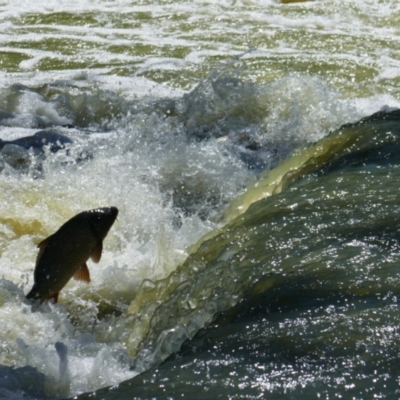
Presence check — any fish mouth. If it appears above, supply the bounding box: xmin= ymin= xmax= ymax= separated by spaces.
xmin=106 ymin=206 xmax=119 ymax=222
xmin=109 ymin=206 xmax=118 ymax=218
xmin=95 ymin=206 xmax=118 ymax=217
xmin=88 ymin=206 xmax=119 ymax=221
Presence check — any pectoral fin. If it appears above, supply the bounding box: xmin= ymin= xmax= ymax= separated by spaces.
xmin=90 ymin=241 xmax=103 ymax=263
xmin=73 ymin=263 xmax=91 ymax=283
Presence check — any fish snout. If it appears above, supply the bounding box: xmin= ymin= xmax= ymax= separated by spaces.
xmin=108 ymin=206 xmax=118 ymax=219
xmin=98 ymin=206 xmax=118 ymax=223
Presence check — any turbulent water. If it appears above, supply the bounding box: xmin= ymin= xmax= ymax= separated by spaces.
xmin=1 ymin=0 xmax=400 ymax=399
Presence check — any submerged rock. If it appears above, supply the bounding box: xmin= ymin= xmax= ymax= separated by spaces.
xmin=0 ymin=130 xmax=73 ymax=169
xmin=0 ymin=130 xmax=72 ymax=153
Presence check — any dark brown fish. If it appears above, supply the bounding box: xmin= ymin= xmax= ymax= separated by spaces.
xmin=26 ymin=207 xmax=118 ymax=304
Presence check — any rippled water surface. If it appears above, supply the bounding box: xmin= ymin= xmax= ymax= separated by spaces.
xmin=1 ymin=0 xmax=400 ymax=399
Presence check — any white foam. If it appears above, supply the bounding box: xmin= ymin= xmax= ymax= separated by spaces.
xmin=353 ymin=95 xmax=400 ymax=118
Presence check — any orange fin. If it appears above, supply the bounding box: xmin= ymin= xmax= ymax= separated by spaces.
xmin=73 ymin=263 xmax=91 ymax=283
xmin=46 ymin=292 xmax=59 ymax=304
xmin=90 ymin=241 xmax=103 ymax=263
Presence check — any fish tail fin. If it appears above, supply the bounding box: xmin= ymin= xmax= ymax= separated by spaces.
xmin=46 ymin=292 xmax=59 ymax=304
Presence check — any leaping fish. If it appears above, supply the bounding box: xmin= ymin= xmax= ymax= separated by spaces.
xmin=26 ymin=207 xmax=118 ymax=304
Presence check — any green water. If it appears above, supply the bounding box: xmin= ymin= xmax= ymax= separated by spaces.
xmin=2 ymin=1 xmax=400 ymax=97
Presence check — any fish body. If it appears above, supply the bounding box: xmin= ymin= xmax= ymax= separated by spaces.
xmin=26 ymin=207 xmax=118 ymax=304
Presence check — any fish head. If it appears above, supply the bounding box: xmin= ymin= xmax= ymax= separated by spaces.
xmin=86 ymin=206 xmax=119 ymax=240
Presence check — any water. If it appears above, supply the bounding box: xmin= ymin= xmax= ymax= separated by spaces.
xmin=1 ymin=0 xmax=400 ymax=398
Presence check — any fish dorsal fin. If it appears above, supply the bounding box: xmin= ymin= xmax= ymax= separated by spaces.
xmin=73 ymin=263 xmax=91 ymax=283
xmin=35 ymin=234 xmax=55 ymax=278
xmin=90 ymin=241 xmax=102 ymax=263
xmin=37 ymin=234 xmax=54 ymax=249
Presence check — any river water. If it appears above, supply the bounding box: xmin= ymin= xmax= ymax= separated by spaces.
xmin=1 ymin=0 xmax=400 ymax=399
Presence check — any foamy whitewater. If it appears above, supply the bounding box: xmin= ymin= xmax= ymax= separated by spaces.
xmin=1 ymin=0 xmax=400 ymax=399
